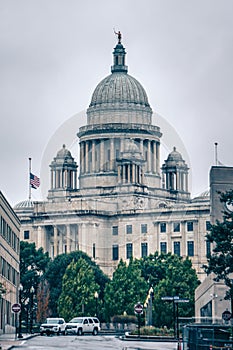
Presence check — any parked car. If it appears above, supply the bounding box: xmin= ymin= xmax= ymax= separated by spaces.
xmin=40 ymin=318 xmax=66 ymax=336
xmin=65 ymin=316 xmax=100 ymax=335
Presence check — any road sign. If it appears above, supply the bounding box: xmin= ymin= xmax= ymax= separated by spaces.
xmin=161 ymin=296 xmax=180 ymax=301
xmin=134 ymin=303 xmax=143 ymax=314
xmin=12 ymin=303 xmax=21 ymax=313
xmin=222 ymin=310 xmax=232 ymax=321
xmin=174 ymin=298 xmax=189 ymax=303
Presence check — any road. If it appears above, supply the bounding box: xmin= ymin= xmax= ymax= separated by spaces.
xmin=13 ymin=335 xmax=178 ymax=350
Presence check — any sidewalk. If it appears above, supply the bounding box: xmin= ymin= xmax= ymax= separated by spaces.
xmin=0 ymin=333 xmax=36 ymax=350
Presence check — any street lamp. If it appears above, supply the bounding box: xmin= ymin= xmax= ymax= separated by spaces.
xmin=144 ymin=286 xmax=154 ymax=326
xmin=94 ymin=291 xmax=99 ymax=317
xmin=29 ymin=286 xmax=35 ymax=333
xmin=18 ymin=284 xmax=23 ymax=338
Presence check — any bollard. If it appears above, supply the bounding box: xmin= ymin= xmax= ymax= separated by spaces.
xmin=209 ymin=346 xmax=212 ymax=350
xmin=177 ymin=339 xmax=181 ymax=350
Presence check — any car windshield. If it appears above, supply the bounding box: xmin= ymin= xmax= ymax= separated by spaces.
xmin=46 ymin=319 xmax=60 ymax=324
xmin=69 ymin=318 xmax=83 ymax=323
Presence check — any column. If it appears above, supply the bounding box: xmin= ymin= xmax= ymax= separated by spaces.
xmin=117 ymin=165 xmax=121 ymax=183
xmin=156 ymin=142 xmax=160 ymax=174
xmin=100 ymin=140 xmax=104 ymax=171
xmin=132 ymin=164 xmax=135 ymax=183
xmin=185 ymin=173 xmax=189 ymax=192
xmin=140 ymin=139 xmax=144 ymax=155
xmin=37 ymin=226 xmax=47 ymax=252
xmin=74 ymin=171 xmax=77 ymax=189
xmin=152 ymin=142 xmax=156 ymax=173
xmin=120 ymin=138 xmax=124 ymax=153
xmin=54 ymin=226 xmax=58 ymax=257
xmin=92 ymin=140 xmax=96 ymax=173
xmin=55 ymin=169 xmax=59 ymax=188
xmin=127 ymin=165 xmax=131 ymax=183
xmin=85 ymin=142 xmax=89 ymax=173
xmin=122 ymin=165 xmax=126 ymax=183
xmin=147 ymin=141 xmax=151 ymax=173
xmin=50 ymin=170 xmax=54 ymax=189
xmin=80 ymin=142 xmax=85 ymax=174
xmin=67 ymin=225 xmax=71 ymax=253
xmin=37 ymin=226 xmax=42 ymax=249
xmin=110 ymin=138 xmax=114 ymax=171
xmin=176 ymin=172 xmax=180 ymax=191
xmin=58 ymin=228 xmax=63 ymax=254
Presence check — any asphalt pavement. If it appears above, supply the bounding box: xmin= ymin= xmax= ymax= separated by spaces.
xmin=0 ymin=333 xmax=36 ymax=350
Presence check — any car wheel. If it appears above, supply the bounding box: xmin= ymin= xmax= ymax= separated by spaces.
xmin=92 ymin=328 xmax=98 ymax=336
xmin=77 ymin=328 xmax=83 ymax=336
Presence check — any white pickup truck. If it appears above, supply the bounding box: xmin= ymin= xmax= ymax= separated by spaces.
xmin=40 ymin=318 xmax=66 ymax=335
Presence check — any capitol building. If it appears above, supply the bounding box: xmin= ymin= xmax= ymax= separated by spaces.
xmin=15 ymin=36 xmax=210 ymax=279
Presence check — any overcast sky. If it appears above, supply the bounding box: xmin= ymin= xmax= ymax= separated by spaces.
xmin=1 ymin=0 xmax=233 ymax=206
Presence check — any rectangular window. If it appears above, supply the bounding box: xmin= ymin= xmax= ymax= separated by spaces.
xmin=160 ymin=242 xmax=167 ymax=254
xmin=174 ymin=241 xmax=180 ymax=256
xmin=141 ymin=243 xmax=148 ymax=258
xmin=160 ymin=223 xmax=166 ymax=233
xmin=112 ymin=226 xmax=118 ymax=235
xmin=126 ymin=225 xmax=132 ymax=234
xmin=206 ymin=240 xmax=211 ymax=258
xmin=187 ymin=241 xmax=194 ymax=257
xmin=24 ymin=231 xmax=29 ymax=240
xmin=93 ymin=243 xmax=96 ymax=259
xmin=173 ymin=223 xmax=180 ymax=232
xmin=141 ymin=224 xmax=147 ymax=234
xmin=206 ymin=221 xmax=211 ymax=231
xmin=126 ymin=243 xmax=133 ymax=259
xmin=112 ymin=245 xmax=119 ymax=261
xmin=187 ymin=222 xmax=193 ymax=232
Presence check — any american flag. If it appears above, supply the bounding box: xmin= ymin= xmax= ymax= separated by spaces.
xmin=30 ymin=173 xmax=40 ymax=189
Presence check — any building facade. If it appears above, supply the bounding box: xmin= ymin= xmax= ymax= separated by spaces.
xmin=0 ymin=191 xmax=20 ymax=334
xmin=15 ymin=37 xmax=210 ymax=280
xmin=195 ymin=166 xmax=233 ymax=322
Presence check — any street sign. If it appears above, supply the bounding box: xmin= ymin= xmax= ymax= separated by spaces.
xmin=12 ymin=303 xmax=21 ymax=313
xmin=134 ymin=303 xmax=143 ymax=314
xmin=174 ymin=298 xmax=189 ymax=303
xmin=161 ymin=296 xmax=180 ymax=301
xmin=222 ymin=310 xmax=232 ymax=321
xmin=161 ymin=296 xmax=174 ymax=301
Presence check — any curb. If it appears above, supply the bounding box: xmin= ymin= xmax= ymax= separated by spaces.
xmin=119 ymin=332 xmax=178 ymax=342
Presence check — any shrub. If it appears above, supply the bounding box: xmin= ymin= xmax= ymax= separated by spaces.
xmin=111 ymin=315 xmax=137 ymax=324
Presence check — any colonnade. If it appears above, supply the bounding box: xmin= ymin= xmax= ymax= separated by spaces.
xmin=164 ymin=170 xmax=189 ymax=192
xmin=50 ymin=168 xmax=77 ymax=190
xmin=36 ymin=224 xmax=78 ymax=258
xmin=117 ymin=163 xmax=143 ymax=184
xmin=80 ymin=138 xmax=160 ymax=175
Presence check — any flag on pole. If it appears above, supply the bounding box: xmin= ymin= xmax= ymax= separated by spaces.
xmin=30 ymin=173 xmax=40 ymax=189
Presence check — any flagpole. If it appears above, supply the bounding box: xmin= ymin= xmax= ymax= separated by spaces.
xmin=29 ymin=157 xmax=32 ymax=201
xmin=214 ymin=142 xmax=218 ymax=166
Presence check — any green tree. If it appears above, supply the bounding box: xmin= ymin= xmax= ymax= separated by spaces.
xmin=204 ymin=190 xmax=233 ymax=311
xmin=20 ymin=241 xmax=50 ymax=328
xmin=58 ymin=258 xmax=99 ymax=320
xmin=45 ymin=251 xmax=109 ymax=317
xmin=20 ymin=241 xmax=50 ymax=294
xmin=152 ymin=254 xmax=199 ymax=328
xmin=104 ymin=259 xmax=148 ymax=320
